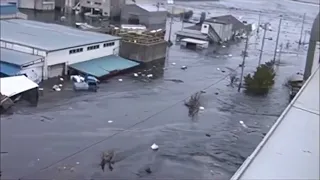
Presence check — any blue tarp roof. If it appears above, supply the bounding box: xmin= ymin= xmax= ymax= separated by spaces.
xmin=0 ymin=61 xmax=21 ymax=76
xmin=69 ymin=55 xmax=140 ymax=78
xmin=0 ymin=48 xmax=43 ymax=66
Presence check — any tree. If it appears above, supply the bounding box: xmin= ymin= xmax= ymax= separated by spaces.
xmin=244 ymin=61 xmax=276 ymax=95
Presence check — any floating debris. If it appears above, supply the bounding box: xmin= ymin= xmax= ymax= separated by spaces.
xmin=76 ymin=162 xmax=80 ymax=165
xmin=55 ymin=88 xmax=61 ymax=92
xmin=205 ymin=133 xmax=211 ymax=137
xmin=185 ymin=92 xmax=201 ymax=117
xmin=100 ymin=150 xmax=115 ymax=172
xmin=215 ymin=92 xmax=219 ymax=95
xmin=221 ymin=70 xmax=226 ymax=73
xmin=145 ymin=167 xmax=152 ymax=174
xmin=171 ymin=62 xmax=176 ymax=65
xmin=108 ymin=120 xmax=113 ymax=123
xmin=37 ymin=158 xmax=40 ymax=161
xmin=181 ymin=66 xmax=187 ymax=70
xmin=70 ymin=167 xmax=75 ymax=172
xmin=147 ymin=74 xmax=153 ymax=78
xmin=228 ymin=54 xmax=233 ymax=57
xmin=200 ymin=90 xmax=206 ymax=93
xmin=164 ymin=79 xmax=184 ymax=83
xmin=38 ymin=88 xmax=44 ymax=91
xmin=217 ymin=68 xmax=220 ymax=71
xmin=239 ymin=121 xmax=248 ymax=128
xmin=63 ymin=166 xmax=67 ymax=170
xmin=118 ymin=79 xmax=123 ymax=82
xmin=150 ymin=143 xmax=159 ymax=150
xmin=58 ymin=84 xmax=63 ymax=87
xmin=133 ymin=73 xmax=139 ymax=77
xmin=222 ymin=45 xmax=226 ymax=48
xmin=60 ymin=77 xmax=64 ymax=81
xmin=199 ymin=106 xmax=205 ymax=110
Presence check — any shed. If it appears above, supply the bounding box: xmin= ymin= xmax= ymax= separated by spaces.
xmin=0 ymin=48 xmax=44 ymax=83
xmin=121 ymin=4 xmax=167 ymax=30
xmin=0 ymin=75 xmax=39 ymax=106
xmin=68 ymin=55 xmax=140 ymax=78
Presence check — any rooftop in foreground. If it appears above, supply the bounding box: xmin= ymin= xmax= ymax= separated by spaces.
xmin=0 ymin=19 xmax=120 ymax=52
xmin=231 ymin=66 xmax=320 ymax=180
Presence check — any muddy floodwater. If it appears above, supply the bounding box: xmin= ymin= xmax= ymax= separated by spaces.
xmin=1 ymin=0 xmax=319 ymax=179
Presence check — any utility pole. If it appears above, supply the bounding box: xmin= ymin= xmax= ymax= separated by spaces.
xmin=181 ymin=8 xmax=185 ymax=31
xmin=278 ymin=43 xmax=283 ymax=65
xmin=238 ymin=36 xmax=249 ymax=92
xmin=168 ymin=6 xmax=174 ymax=45
xmin=298 ymin=13 xmax=306 ymax=45
xmin=273 ymin=17 xmax=282 ymax=64
xmin=258 ymin=23 xmax=268 ymax=66
xmin=257 ymin=12 xmax=261 ymax=34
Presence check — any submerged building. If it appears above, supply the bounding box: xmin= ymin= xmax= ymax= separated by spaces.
xmin=121 ymin=3 xmax=167 ymax=30
xmin=0 ymin=19 xmax=139 ymax=81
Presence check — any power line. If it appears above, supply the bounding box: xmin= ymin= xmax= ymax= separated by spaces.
xmin=20 ymin=64 xmax=238 ymax=179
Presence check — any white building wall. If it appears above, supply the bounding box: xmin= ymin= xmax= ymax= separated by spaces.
xmin=311 ymin=41 xmax=320 ymax=74
xmin=45 ymin=40 xmax=120 ymax=78
xmin=46 ymin=40 xmax=119 ymax=66
xmin=18 ymin=0 xmax=36 ymax=9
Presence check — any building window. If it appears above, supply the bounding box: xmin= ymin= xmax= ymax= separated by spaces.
xmin=69 ymin=48 xmax=83 ymax=54
xmin=87 ymin=45 xmax=100 ymax=51
xmin=103 ymin=42 xmax=115 ymax=47
xmin=94 ymin=2 xmax=102 ymax=5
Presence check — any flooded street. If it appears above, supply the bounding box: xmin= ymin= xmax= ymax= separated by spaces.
xmin=1 ymin=0 xmax=319 ymax=179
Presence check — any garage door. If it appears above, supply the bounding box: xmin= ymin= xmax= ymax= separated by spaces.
xmin=48 ymin=63 xmax=65 ymax=78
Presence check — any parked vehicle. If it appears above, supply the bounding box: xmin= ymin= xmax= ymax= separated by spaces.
xmin=72 ymin=75 xmax=99 ymax=92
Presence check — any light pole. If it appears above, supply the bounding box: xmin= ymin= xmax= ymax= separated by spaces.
xmin=273 ymin=17 xmax=282 ymax=64
xmin=298 ymin=13 xmax=306 ymax=45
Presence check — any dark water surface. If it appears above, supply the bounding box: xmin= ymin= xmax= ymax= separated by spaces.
xmin=1 ymin=0 xmax=318 ymax=179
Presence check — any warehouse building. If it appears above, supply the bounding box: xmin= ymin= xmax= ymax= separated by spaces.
xmin=121 ymin=3 xmax=167 ymax=30
xmin=0 ymin=19 xmax=139 ymax=81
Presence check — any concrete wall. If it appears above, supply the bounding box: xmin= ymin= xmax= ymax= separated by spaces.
xmin=18 ymin=0 xmax=36 ymax=9
xmin=120 ymin=41 xmax=167 ymax=63
xmin=304 ymin=13 xmax=320 ymax=80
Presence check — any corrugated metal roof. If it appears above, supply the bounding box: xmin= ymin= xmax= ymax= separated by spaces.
xmin=0 ymin=48 xmax=42 ymax=66
xmin=231 ymin=66 xmax=320 ymax=180
xmin=135 ymin=4 xmax=167 ymax=12
xmin=69 ymin=55 xmax=140 ymax=78
xmin=0 ymin=61 xmax=20 ymax=76
xmin=0 ymin=75 xmax=38 ymax=97
xmin=0 ymin=19 xmax=121 ymax=52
